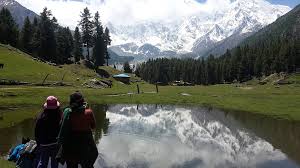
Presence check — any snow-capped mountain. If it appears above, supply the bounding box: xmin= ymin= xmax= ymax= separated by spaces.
xmin=1 ymin=0 xmax=291 ymax=61
xmin=0 ymin=0 xmax=38 ymax=27
xmin=108 ymin=0 xmax=290 ymax=60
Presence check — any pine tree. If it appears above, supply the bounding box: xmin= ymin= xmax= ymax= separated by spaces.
xmin=73 ymin=27 xmax=83 ymax=62
xmin=92 ymin=11 xmax=105 ymax=67
xmin=254 ymin=55 xmax=262 ymax=77
xmin=0 ymin=8 xmax=19 ymax=47
xmin=124 ymin=62 xmax=132 ymax=73
xmin=66 ymin=27 xmax=74 ymax=58
xmin=31 ymin=17 xmax=40 ymax=58
xmin=56 ymin=27 xmax=74 ymax=64
xmin=39 ymin=8 xmax=57 ymax=62
xmin=79 ymin=7 xmax=93 ymax=60
xmin=104 ymin=27 xmax=112 ymax=66
xmin=20 ymin=16 xmax=33 ymax=53
xmin=33 ymin=17 xmax=38 ymax=26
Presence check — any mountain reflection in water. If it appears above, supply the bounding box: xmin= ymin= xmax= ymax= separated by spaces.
xmin=93 ymin=105 xmax=300 ymax=168
xmin=0 ymin=104 xmax=300 ymax=168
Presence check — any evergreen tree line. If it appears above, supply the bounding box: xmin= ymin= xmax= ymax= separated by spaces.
xmin=0 ymin=7 xmax=111 ymax=66
xmin=136 ymin=40 xmax=299 ymax=85
xmin=137 ymin=5 xmax=300 ymax=85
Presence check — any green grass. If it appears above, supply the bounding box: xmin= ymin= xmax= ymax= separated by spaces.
xmin=0 ymin=158 xmax=14 ymax=168
xmin=1 ymin=44 xmax=300 ymax=167
xmin=1 ymin=43 xmax=300 ymax=126
xmin=1 ymin=82 xmax=300 ymax=129
xmin=287 ymin=73 xmax=300 ymax=84
xmin=0 ymin=44 xmax=99 ymax=85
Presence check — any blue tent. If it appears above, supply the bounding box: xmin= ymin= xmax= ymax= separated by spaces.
xmin=113 ymin=74 xmax=130 ymax=84
xmin=113 ymin=74 xmax=130 ymax=78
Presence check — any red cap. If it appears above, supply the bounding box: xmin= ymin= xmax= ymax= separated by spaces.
xmin=43 ymin=96 xmax=60 ymax=110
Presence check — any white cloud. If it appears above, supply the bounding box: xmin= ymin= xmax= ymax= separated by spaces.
xmin=16 ymin=0 xmax=233 ymax=29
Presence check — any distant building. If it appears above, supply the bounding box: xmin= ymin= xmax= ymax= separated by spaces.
xmin=113 ymin=74 xmax=131 ymax=84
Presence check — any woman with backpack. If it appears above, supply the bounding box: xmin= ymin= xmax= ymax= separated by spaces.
xmin=34 ymin=96 xmax=62 ymax=168
xmin=56 ymin=92 xmax=98 ymax=168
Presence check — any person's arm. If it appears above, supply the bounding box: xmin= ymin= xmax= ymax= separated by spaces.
xmin=91 ymin=112 xmax=96 ymax=129
xmin=86 ymin=109 xmax=96 ymax=129
xmin=57 ymin=108 xmax=71 ymax=144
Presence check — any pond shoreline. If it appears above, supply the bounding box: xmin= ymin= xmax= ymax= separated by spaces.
xmin=1 ymin=83 xmax=300 ymax=129
xmin=1 ymin=104 xmax=300 ymax=168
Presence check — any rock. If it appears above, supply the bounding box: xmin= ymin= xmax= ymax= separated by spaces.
xmin=0 ymin=79 xmax=30 ymax=85
xmin=101 ymin=80 xmax=113 ymax=88
xmin=274 ymin=79 xmax=292 ymax=85
xmin=259 ymin=81 xmax=267 ymax=85
xmin=96 ymin=69 xmax=110 ymax=78
xmin=181 ymin=93 xmax=191 ymax=96
xmin=82 ymin=78 xmax=111 ymax=89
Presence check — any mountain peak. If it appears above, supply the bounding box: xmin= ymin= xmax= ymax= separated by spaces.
xmin=0 ymin=0 xmax=17 ymax=6
xmin=0 ymin=0 xmax=39 ymax=27
xmin=4 ymin=0 xmax=292 ymax=61
xmin=109 ymin=0 xmax=290 ymax=61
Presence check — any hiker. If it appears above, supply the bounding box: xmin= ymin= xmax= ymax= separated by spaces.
xmin=57 ymin=92 xmax=98 ymax=168
xmin=8 ymin=138 xmax=30 ymax=162
xmin=35 ymin=96 xmax=62 ymax=168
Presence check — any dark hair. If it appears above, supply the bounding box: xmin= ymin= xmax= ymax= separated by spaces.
xmin=22 ymin=137 xmax=30 ymax=144
xmin=70 ymin=92 xmax=85 ymax=109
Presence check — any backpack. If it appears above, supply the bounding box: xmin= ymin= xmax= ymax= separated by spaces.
xmin=16 ymin=140 xmax=37 ymax=168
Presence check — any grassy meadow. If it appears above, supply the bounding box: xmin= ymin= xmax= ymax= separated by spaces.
xmin=0 ymin=44 xmax=97 ymax=85
xmin=1 ymin=43 xmax=300 ymax=167
xmin=1 ymin=43 xmax=300 ymax=128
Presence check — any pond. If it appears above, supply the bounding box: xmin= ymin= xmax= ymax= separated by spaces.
xmin=1 ymin=104 xmax=300 ymax=168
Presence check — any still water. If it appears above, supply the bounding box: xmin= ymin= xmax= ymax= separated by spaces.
xmin=1 ymin=104 xmax=300 ymax=168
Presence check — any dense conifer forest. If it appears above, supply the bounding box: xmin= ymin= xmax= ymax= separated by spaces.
xmin=136 ymin=5 xmax=300 ymax=84
xmin=0 ymin=7 xmax=111 ymax=66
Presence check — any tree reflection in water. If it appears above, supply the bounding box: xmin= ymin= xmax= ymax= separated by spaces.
xmin=91 ymin=104 xmax=110 ymax=144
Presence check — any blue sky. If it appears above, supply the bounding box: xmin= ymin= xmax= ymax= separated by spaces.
xmin=268 ymin=0 xmax=299 ymax=7
xmin=196 ymin=0 xmax=299 ymax=8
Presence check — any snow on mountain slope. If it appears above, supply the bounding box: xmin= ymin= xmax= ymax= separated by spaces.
xmin=108 ymin=0 xmax=290 ymax=59
xmin=0 ymin=0 xmax=14 ymax=5
xmin=0 ymin=0 xmax=39 ymax=27
xmin=6 ymin=0 xmax=291 ymax=60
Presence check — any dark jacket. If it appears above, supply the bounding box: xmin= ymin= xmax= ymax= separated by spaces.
xmin=56 ymin=105 xmax=98 ymax=166
xmin=35 ymin=109 xmax=62 ymax=145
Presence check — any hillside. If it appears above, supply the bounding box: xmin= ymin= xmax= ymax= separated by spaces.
xmin=203 ymin=4 xmax=300 ymax=58
xmin=242 ymin=4 xmax=300 ymax=50
xmin=107 ymin=49 xmax=134 ymax=65
xmin=0 ymin=44 xmax=104 ymax=85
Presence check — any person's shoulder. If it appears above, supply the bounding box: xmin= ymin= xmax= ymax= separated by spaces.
xmin=62 ymin=107 xmax=71 ymax=116
xmin=85 ymin=108 xmax=93 ymax=115
xmin=36 ymin=111 xmax=43 ymax=119
xmin=63 ymin=107 xmax=71 ymax=113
